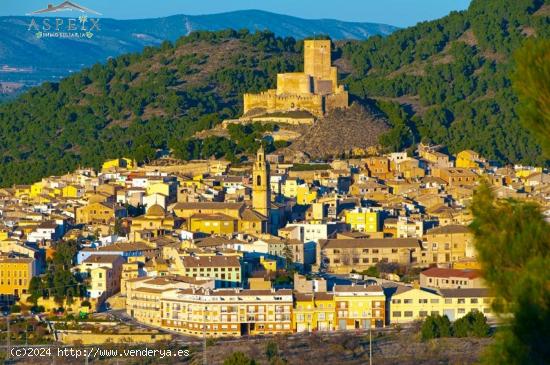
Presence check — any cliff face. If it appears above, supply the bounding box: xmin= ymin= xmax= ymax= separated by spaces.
xmin=283 ymin=103 xmax=389 ymax=159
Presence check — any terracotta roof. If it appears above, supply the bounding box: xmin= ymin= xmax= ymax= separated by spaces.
xmin=439 ymin=288 xmax=491 ymax=298
xmin=426 ymin=225 xmax=470 ymax=235
xmin=82 ymin=254 xmax=123 ymax=264
xmin=320 ymin=238 xmax=420 ymax=249
xmin=421 ymin=267 xmax=480 ymax=279
xmin=173 ymin=202 xmax=243 ymax=210
xmin=182 ymin=255 xmax=240 ymax=268
xmin=333 ymin=284 xmax=383 ymax=293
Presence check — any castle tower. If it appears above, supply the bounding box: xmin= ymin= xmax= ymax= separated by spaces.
xmin=252 ymin=145 xmax=270 ymax=217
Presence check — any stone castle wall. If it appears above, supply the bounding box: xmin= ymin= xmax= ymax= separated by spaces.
xmin=244 ymin=91 xmax=324 ymax=117
xmin=242 ymin=39 xmax=348 ymax=118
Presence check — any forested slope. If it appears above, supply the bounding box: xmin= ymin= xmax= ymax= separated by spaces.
xmin=0 ymin=0 xmax=548 ymax=186
xmin=343 ymin=0 xmax=549 ymax=164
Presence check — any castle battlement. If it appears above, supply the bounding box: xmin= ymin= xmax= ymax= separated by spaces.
xmin=243 ymin=40 xmax=348 ymax=118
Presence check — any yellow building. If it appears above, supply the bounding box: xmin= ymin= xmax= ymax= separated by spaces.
xmin=388 ymin=286 xmax=444 ymax=324
xmin=243 ymin=40 xmax=348 ymax=118
xmin=13 ymin=185 xmax=31 ymax=199
xmin=420 ymin=225 xmax=474 ymax=265
xmin=318 ymin=238 xmax=421 ymax=274
xmin=388 ymin=286 xmax=494 ymax=324
xmin=344 ymin=208 xmax=380 ymax=233
xmin=259 ymin=256 xmax=277 ymax=272
xmin=174 ymin=202 xmax=268 ymax=235
xmin=296 ymin=184 xmax=317 ymax=205
xmin=0 ymin=256 xmax=35 ymax=297
xmin=130 ymin=204 xmax=177 ymax=236
xmin=102 ymin=158 xmax=136 ymax=171
xmin=189 ymin=214 xmax=237 ymax=235
xmin=180 ymin=256 xmax=242 ymax=287
xmin=125 ymin=276 xmax=211 ymax=326
xmin=76 ymin=202 xmax=126 ymax=225
xmin=30 ymin=181 xmax=44 ymax=199
xmin=455 ymin=150 xmax=483 ymax=169
xmin=293 ymin=292 xmax=335 ymax=332
xmin=160 ymin=288 xmax=293 ymax=337
xmin=62 ymin=184 xmax=83 ymax=198
xmin=282 ymin=179 xmax=299 ymax=198
xmin=333 ymin=285 xmax=386 ymax=329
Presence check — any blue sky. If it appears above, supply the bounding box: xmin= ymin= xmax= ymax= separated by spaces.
xmin=2 ymin=0 xmax=472 ymax=27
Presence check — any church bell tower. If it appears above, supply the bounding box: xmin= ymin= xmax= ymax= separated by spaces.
xmin=252 ymin=145 xmax=270 ymax=217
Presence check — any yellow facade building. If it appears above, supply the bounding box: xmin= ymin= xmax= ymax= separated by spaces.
xmin=293 ymin=292 xmax=335 ymax=332
xmin=160 ymin=288 xmax=293 ymax=337
xmin=388 ymin=286 xmax=494 ymax=324
xmin=333 ymin=285 xmax=386 ymax=329
xmin=344 ymin=208 xmax=380 ymax=233
xmin=243 ymin=40 xmax=348 ymax=118
xmin=0 ymin=256 xmax=35 ymax=297
xmin=102 ymin=158 xmax=136 ymax=171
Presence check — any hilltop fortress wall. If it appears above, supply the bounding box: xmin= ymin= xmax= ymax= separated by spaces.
xmin=242 ymin=40 xmax=349 ymax=118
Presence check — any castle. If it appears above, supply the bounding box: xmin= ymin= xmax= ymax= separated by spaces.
xmin=243 ymin=40 xmax=349 ymax=118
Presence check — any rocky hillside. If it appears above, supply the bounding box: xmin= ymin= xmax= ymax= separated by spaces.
xmin=283 ymin=103 xmax=389 ymax=159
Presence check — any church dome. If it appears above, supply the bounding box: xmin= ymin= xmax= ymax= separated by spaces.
xmin=146 ymin=204 xmax=165 ymax=217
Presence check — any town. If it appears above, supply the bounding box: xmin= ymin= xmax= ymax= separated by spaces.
xmin=0 ymin=140 xmax=546 ymax=343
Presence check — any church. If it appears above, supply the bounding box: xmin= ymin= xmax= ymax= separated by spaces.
xmin=243 ymin=39 xmax=349 ymax=118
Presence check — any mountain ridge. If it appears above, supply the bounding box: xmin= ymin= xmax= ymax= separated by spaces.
xmin=0 ymin=10 xmax=398 ymax=88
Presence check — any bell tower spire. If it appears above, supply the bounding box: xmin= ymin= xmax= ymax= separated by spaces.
xmin=252 ymin=145 xmax=270 ymax=217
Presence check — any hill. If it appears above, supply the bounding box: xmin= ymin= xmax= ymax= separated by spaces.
xmin=0 ymin=10 xmax=397 ymax=88
xmin=0 ymin=0 xmax=548 ymax=186
xmin=342 ymin=0 xmax=550 ymax=165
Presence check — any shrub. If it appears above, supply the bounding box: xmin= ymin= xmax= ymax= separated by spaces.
xmin=453 ymin=311 xmax=490 ymax=337
xmin=223 ymin=351 xmax=256 ymax=365
xmin=265 ymin=341 xmax=278 ymax=360
xmin=421 ymin=314 xmax=452 ymax=341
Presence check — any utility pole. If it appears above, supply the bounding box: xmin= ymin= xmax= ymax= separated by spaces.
xmin=202 ymin=303 xmax=207 ymax=365
xmin=369 ymin=324 xmax=372 ymax=365
xmin=6 ymin=314 xmax=10 ymax=361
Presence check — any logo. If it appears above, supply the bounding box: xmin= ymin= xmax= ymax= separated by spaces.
xmin=26 ymin=1 xmax=102 ymax=39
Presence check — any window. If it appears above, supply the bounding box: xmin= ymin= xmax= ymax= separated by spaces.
xmin=403 ymin=299 xmax=413 ymax=304
xmin=419 ymin=311 xmax=428 ymax=317
xmin=470 ymin=298 xmax=478 ymax=304
xmin=404 ymin=311 xmax=413 ymax=317
xmin=458 ymin=308 xmax=465 ymax=314
xmin=256 ymin=175 xmax=262 ymax=186
xmin=457 ymin=298 xmax=465 ymax=304
xmin=445 ymin=299 xmax=452 ymax=304
xmin=392 ymin=311 xmax=401 ymax=317
xmin=392 ymin=299 xmax=401 ymax=304
xmin=430 ymin=299 xmax=439 ymax=304
xmin=419 ymin=299 xmax=428 ymax=304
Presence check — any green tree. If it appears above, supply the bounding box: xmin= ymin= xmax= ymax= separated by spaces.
xmin=282 ymin=244 xmax=293 ymax=271
xmin=265 ymin=341 xmax=278 ymax=360
xmin=363 ymin=266 xmax=380 ymax=278
xmin=470 ymin=39 xmax=550 ymax=364
xmin=223 ymin=351 xmax=256 ymax=365
xmin=28 ymin=276 xmax=42 ymax=304
xmin=452 ymin=311 xmax=490 ymax=338
xmin=420 ymin=314 xmax=452 ymax=341
xmin=513 ymin=38 xmax=550 ymax=157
